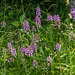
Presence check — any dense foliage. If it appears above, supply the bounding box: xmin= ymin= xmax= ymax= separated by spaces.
xmin=0 ymin=0 xmax=75 ymax=75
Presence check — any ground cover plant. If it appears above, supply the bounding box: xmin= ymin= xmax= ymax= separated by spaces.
xmin=0 ymin=0 xmax=75 ymax=75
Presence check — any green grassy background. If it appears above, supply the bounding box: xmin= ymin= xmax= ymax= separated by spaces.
xmin=0 ymin=0 xmax=75 ymax=75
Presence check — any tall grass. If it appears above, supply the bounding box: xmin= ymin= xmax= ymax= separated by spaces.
xmin=0 ymin=0 xmax=75 ymax=75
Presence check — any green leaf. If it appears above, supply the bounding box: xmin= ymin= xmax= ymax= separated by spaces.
xmin=20 ymin=13 xmax=26 ymax=24
xmin=60 ymin=54 xmax=67 ymax=58
xmin=11 ymin=21 xmax=19 ymax=27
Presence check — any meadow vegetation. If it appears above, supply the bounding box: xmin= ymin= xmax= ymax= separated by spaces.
xmin=0 ymin=0 xmax=75 ymax=75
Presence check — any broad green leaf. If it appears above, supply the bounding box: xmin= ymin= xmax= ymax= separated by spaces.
xmin=11 ymin=21 xmax=19 ymax=27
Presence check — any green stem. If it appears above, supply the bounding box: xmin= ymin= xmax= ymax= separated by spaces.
xmin=68 ymin=33 xmax=72 ymax=75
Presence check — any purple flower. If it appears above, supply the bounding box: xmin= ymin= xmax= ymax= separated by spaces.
xmin=27 ymin=47 xmax=33 ymax=57
xmin=70 ymin=32 xmax=75 ymax=40
xmin=30 ymin=43 xmax=34 ymax=51
xmin=35 ymin=7 xmax=41 ymax=28
xmin=70 ymin=7 xmax=75 ymax=19
xmin=47 ymin=13 xmax=50 ymax=21
xmin=11 ymin=48 xmax=17 ymax=57
xmin=21 ymin=42 xmax=37 ymax=57
xmin=32 ymin=25 xmax=36 ymax=32
xmin=35 ymin=16 xmax=41 ymax=28
xmin=36 ymin=7 xmax=41 ymax=18
xmin=3 ymin=47 xmax=6 ymax=53
xmin=21 ymin=46 xmax=25 ymax=55
xmin=20 ymin=28 xmax=23 ymax=31
xmin=35 ymin=16 xmax=41 ymax=24
xmin=21 ymin=47 xmax=28 ymax=56
xmin=1 ymin=22 xmax=2 ymax=24
xmin=8 ymin=42 xmax=17 ymax=58
xmin=56 ymin=43 xmax=60 ymax=51
xmin=23 ymin=20 xmax=30 ymax=34
xmin=47 ymin=13 xmax=53 ymax=21
xmin=9 ymin=57 xmax=14 ymax=63
xmin=25 ymin=47 xmax=29 ymax=56
xmin=47 ymin=56 xmax=52 ymax=62
xmin=47 ymin=56 xmax=52 ymax=65
xmin=53 ymin=14 xmax=60 ymax=27
xmin=26 ymin=21 xmax=30 ymax=31
xmin=47 ymin=63 xmax=50 ymax=66
xmin=56 ymin=14 xmax=60 ymax=20
xmin=34 ymin=43 xmax=37 ymax=52
xmin=20 ymin=46 xmax=33 ymax=57
xmin=53 ymin=14 xmax=57 ymax=21
xmin=70 ymin=26 xmax=73 ymax=30
xmin=3 ymin=50 xmax=5 ymax=53
xmin=1 ymin=22 xmax=6 ymax=27
xmin=8 ymin=43 xmax=12 ymax=50
xmin=33 ymin=60 xmax=37 ymax=68
xmin=34 ymin=33 xmax=39 ymax=42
